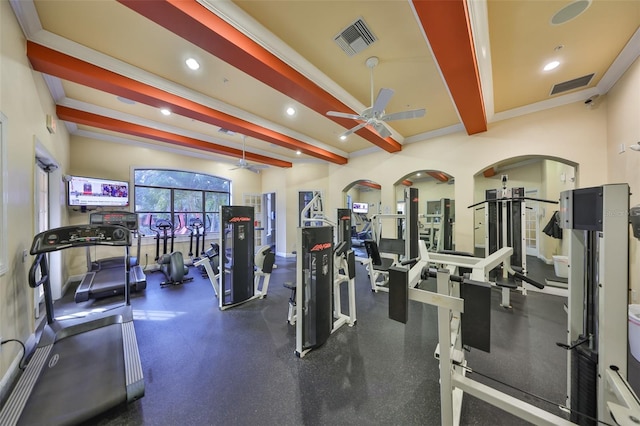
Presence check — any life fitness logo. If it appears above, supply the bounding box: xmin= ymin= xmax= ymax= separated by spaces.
xmin=229 ymin=216 xmax=251 ymax=223
xmin=48 ymin=353 xmax=60 ymax=369
xmin=310 ymin=242 xmax=331 ymax=252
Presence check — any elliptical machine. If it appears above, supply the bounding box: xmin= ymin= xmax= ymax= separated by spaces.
xmin=150 ymin=216 xmax=192 ymax=287
xmin=188 ymin=217 xmax=206 ymax=264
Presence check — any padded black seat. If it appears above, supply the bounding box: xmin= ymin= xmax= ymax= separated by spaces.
xmin=364 ymin=240 xmax=394 ymax=271
xmin=494 ymin=275 xmax=519 ymax=289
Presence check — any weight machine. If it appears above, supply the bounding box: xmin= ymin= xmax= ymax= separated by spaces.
xmin=421 ymin=198 xmax=455 ymax=252
xmin=468 ymin=175 xmax=557 ymax=307
xmin=387 ymin=183 xmax=640 ymax=425
xmin=364 ymin=187 xmax=421 ymax=292
xmin=290 ymin=193 xmax=357 ymax=357
xmin=210 ymin=206 xmax=274 ymax=310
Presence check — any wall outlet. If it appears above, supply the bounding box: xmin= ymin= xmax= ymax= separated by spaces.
xmin=22 ymin=249 xmax=28 ymax=263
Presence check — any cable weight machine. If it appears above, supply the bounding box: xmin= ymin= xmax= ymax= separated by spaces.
xmin=468 ymin=175 xmax=557 ymax=307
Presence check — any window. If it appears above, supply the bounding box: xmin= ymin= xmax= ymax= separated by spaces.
xmin=134 ymin=169 xmax=230 ymax=238
xmin=0 ymin=112 xmax=7 ymax=275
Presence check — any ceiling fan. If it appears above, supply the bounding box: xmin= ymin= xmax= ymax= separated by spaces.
xmin=230 ymin=135 xmax=268 ymax=173
xmin=326 ymin=56 xmax=426 ymax=139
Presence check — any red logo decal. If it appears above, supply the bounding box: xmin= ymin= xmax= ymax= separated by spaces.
xmin=229 ymin=216 xmax=251 ymax=222
xmin=310 ymin=242 xmax=332 ymax=252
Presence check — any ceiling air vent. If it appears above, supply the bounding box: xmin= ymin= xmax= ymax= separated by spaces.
xmin=218 ymin=128 xmax=235 ymax=136
xmin=334 ymin=18 xmax=377 ymax=56
xmin=550 ymin=73 xmax=595 ymax=95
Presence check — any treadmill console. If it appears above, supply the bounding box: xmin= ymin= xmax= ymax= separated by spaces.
xmin=90 ymin=211 xmax=138 ymax=230
xmin=30 ymin=224 xmax=132 ymax=254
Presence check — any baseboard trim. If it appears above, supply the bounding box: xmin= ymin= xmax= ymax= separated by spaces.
xmin=0 ymin=333 xmax=37 ymax=404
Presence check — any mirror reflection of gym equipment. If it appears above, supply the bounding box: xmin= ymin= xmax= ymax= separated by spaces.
xmin=387 ymin=184 xmax=640 ymax=426
xmin=342 ymin=180 xmax=381 ymax=250
xmin=363 ymin=187 xmax=421 ymax=293
xmin=421 ymin=198 xmax=455 ymax=252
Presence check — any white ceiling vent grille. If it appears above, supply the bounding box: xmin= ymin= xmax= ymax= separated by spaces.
xmin=334 ymin=18 xmax=377 ymax=56
xmin=550 ymin=73 xmax=595 ymax=95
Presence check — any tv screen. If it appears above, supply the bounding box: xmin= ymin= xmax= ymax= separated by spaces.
xmin=352 ymin=202 xmax=368 ymax=214
xmin=67 ymin=175 xmax=129 ymax=207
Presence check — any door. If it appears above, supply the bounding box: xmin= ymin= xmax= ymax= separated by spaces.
xmin=34 ymin=160 xmax=49 ymax=319
xmin=525 ymin=189 xmax=539 ymax=257
xmin=263 ymin=192 xmax=276 ymax=251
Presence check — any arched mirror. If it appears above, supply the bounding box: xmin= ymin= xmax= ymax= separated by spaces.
xmin=342 ymin=180 xmax=381 ymax=252
xmin=394 ymin=170 xmax=455 ymax=252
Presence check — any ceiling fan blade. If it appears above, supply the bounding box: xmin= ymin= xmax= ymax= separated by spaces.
xmin=372 ymin=121 xmax=392 ymax=138
xmin=380 ymin=108 xmax=426 ymax=122
xmin=371 ymin=88 xmax=394 ymax=117
xmin=326 ymin=110 xmax=364 ymax=120
xmin=340 ymin=122 xmax=367 ymax=138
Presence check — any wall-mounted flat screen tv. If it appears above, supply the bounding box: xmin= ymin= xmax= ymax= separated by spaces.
xmin=352 ymin=202 xmax=368 ymax=214
xmin=67 ymin=175 xmax=129 ymax=207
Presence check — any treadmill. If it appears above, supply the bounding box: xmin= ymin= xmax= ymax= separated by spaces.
xmin=0 ymin=224 xmax=145 ymax=425
xmin=74 ymin=211 xmax=146 ymax=303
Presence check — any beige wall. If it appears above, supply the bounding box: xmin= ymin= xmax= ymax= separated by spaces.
xmin=606 ymin=56 xmax=640 ymax=302
xmin=67 ymin=136 xmax=263 ymax=274
xmin=0 ymin=1 xmax=71 ymax=388
xmin=326 ymin=100 xmax=609 ymax=257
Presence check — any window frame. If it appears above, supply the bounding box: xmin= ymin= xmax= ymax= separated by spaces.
xmin=133 ymin=168 xmax=231 ymax=240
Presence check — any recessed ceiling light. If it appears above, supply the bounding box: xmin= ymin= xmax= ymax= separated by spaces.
xmin=185 ymin=58 xmax=200 ymax=70
xmin=286 ymin=107 xmax=296 ymax=116
xmin=296 ymin=150 xmax=302 ymax=155
xmin=160 ymin=108 xmax=171 ymax=116
xmin=544 ymin=61 xmax=560 ymax=71
xmin=417 ymin=173 xmax=422 ymax=177
xmin=340 ymin=135 xmax=347 ymax=141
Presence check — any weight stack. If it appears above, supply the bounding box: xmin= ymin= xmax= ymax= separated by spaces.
xmin=570 ymin=343 xmax=597 ymax=425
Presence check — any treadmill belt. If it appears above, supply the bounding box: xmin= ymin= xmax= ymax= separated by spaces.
xmin=19 ymin=324 xmax=126 ymax=426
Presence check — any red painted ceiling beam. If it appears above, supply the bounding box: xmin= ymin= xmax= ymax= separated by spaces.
xmin=412 ymin=0 xmax=487 ymax=134
xmin=483 ymin=167 xmax=497 ymax=178
xmin=57 ymin=105 xmax=293 ymax=168
xmin=117 ymin=0 xmax=402 ymax=153
xmin=427 ymin=171 xmax=449 ymax=182
xmin=401 ymin=180 xmax=413 ymax=186
xmin=358 ymin=181 xmax=382 ymax=190
xmin=27 ymin=41 xmax=345 ymax=165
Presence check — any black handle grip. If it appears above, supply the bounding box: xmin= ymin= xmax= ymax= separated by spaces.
xmin=511 ymin=271 xmax=544 ymax=289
